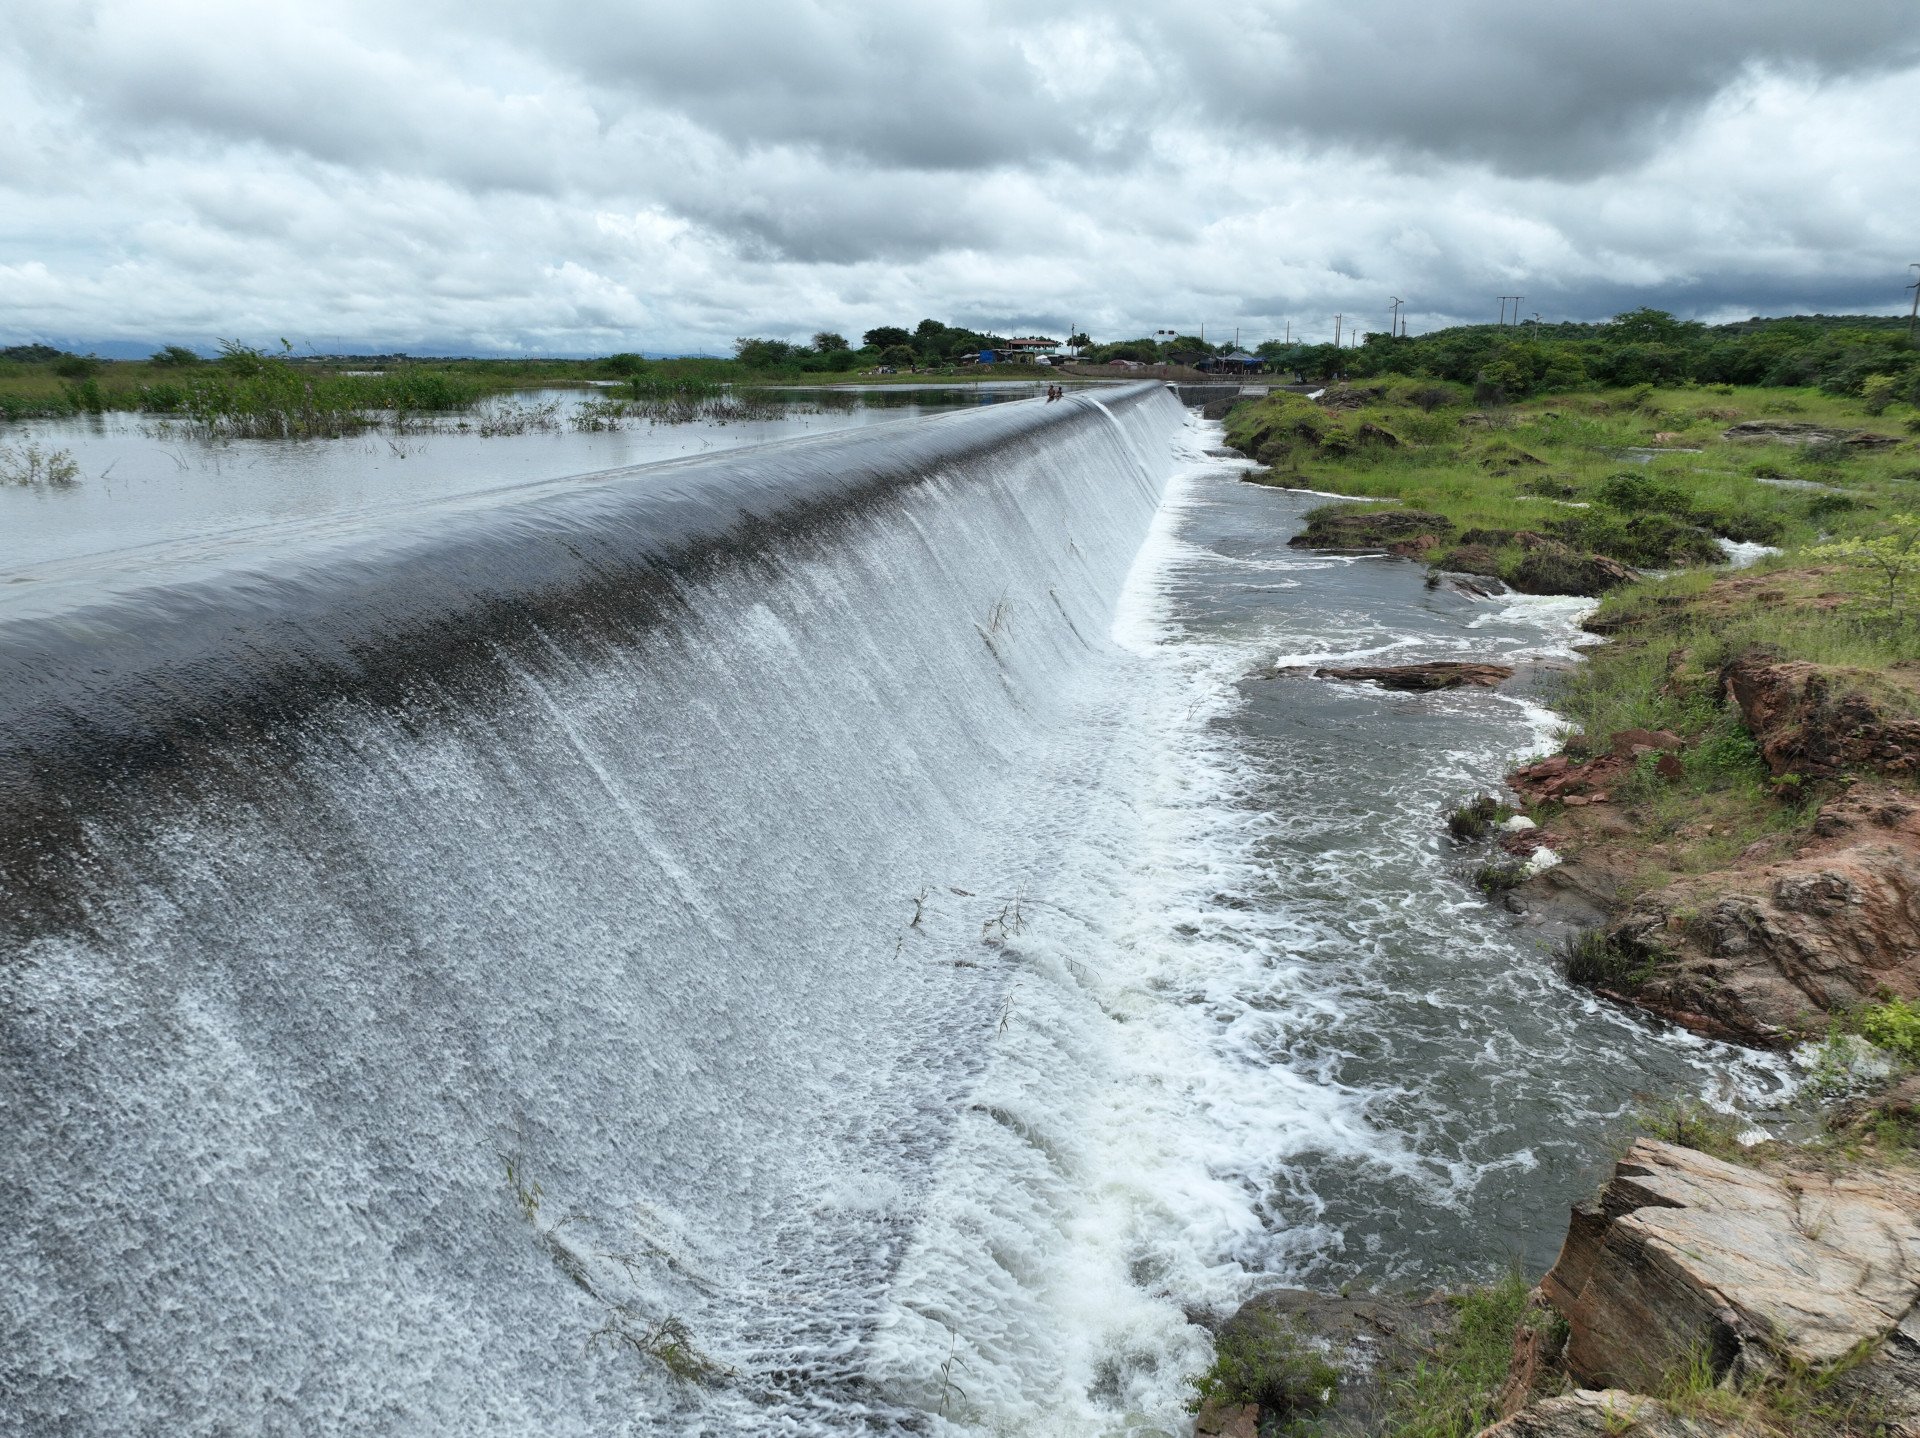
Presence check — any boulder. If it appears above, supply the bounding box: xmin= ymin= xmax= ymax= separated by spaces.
xmin=1290 ymin=509 xmax=1453 ymax=552
xmin=1507 ymin=545 xmax=1639 ymax=597
xmin=1312 ymin=662 xmax=1516 ymax=691
xmin=1541 ymin=1139 xmax=1920 ymax=1411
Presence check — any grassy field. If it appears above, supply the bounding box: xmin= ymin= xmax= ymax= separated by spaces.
xmin=1224 ymin=378 xmax=1916 ymax=592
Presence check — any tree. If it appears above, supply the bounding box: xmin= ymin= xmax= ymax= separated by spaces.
xmin=878 ymin=344 xmax=914 ymax=369
xmin=863 ymin=326 xmax=912 ymax=350
xmin=733 ymin=337 xmax=798 ymax=368
xmin=914 ymin=318 xmax=946 ymax=339
xmin=600 ymin=352 xmax=649 ymax=376
xmin=1809 ymin=514 xmax=1920 ymax=615
xmin=1066 ymin=332 xmax=1091 ymax=348
xmin=148 ymin=345 xmax=202 ymax=367
xmin=812 ymin=331 xmax=849 ymax=352
xmin=1603 ymin=308 xmax=1702 ymax=344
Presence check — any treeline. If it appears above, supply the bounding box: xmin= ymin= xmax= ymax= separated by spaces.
xmin=727 ymin=318 xmax=1086 ymax=372
xmin=1272 ymin=309 xmax=1920 ymax=404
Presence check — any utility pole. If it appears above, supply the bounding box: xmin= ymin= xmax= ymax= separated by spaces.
xmin=1389 ymin=297 xmax=1403 ymax=338
xmin=1908 ymin=265 xmax=1920 ymax=345
xmin=1285 ymin=320 xmax=1291 ymax=343
xmin=1497 ymin=295 xmax=1524 ymax=327
xmin=1333 ymin=314 xmax=1343 ymax=347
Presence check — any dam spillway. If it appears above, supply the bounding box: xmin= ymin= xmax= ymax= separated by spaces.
xmin=3 ymin=384 xmax=1207 ymax=1433
xmin=0 ymin=382 xmax=1782 ymax=1436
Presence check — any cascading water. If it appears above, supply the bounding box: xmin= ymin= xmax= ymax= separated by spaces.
xmin=2 ymin=384 xmax=1785 ymax=1437
xmin=2 ymin=384 xmax=1203 ymax=1435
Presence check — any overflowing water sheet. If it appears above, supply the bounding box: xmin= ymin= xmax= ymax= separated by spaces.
xmin=1 ymin=386 xmax=1785 ymax=1436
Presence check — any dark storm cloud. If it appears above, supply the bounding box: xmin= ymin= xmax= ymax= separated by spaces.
xmin=1126 ymin=1 xmax=1920 ymax=178
xmin=1 ymin=2 xmax=1917 ymax=352
xmin=516 ymin=1 xmax=1112 ymax=173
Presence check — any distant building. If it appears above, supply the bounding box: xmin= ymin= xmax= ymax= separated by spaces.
xmin=1197 ymin=350 xmax=1267 ymax=374
xmin=998 ymin=336 xmax=1060 ymax=362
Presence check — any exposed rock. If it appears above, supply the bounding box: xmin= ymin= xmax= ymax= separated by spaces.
xmin=1312 ymin=661 xmax=1516 ymax=691
xmin=1721 ymin=654 xmax=1920 ymax=780
xmin=1290 ymin=509 xmax=1453 ymax=552
xmin=1354 ymin=421 xmax=1401 ymax=447
xmin=1201 ymin=396 xmax=1244 ymax=421
xmin=1540 ymin=1139 xmax=1920 ymax=1428
xmin=1723 ymin=420 xmax=1899 ymax=448
xmin=1476 ymin=1389 xmax=1738 ymax=1438
xmin=1607 ymin=728 xmax=1684 ymax=757
xmin=1427 ymin=570 xmax=1512 ymax=599
xmin=1609 ymin=804 xmax=1920 ymax=1042
xmin=1193 ymin=1399 xmax=1259 ymax=1436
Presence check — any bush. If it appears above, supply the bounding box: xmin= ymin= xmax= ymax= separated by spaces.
xmin=148 ymin=345 xmax=202 ymax=367
xmin=1187 ymin=1311 xmax=1338 ymax=1420
xmin=1562 ymin=930 xmax=1653 ymax=990
xmin=1861 ymin=373 xmax=1902 ymax=415
xmin=1406 ymin=383 xmax=1464 ymax=412
xmin=1474 ymin=860 xmax=1526 ymax=895
xmin=1593 ymin=471 xmax=1693 ymax=515
xmin=1447 ymin=796 xmax=1502 ymax=842
xmin=51 ymin=353 xmax=101 ymax=379
xmin=1860 ymin=998 xmax=1920 ymax=1064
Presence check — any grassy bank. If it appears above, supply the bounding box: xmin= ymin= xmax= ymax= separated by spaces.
xmin=1224 ymin=379 xmax=1913 ymax=593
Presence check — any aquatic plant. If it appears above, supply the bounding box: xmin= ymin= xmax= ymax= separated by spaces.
xmin=0 ymin=441 xmax=81 ymax=486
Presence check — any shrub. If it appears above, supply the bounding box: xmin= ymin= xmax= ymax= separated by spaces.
xmin=1562 ymin=930 xmax=1652 ymax=991
xmin=1861 ymin=373 xmax=1902 ymax=415
xmin=1406 ymin=383 xmax=1464 ymax=412
xmin=1474 ymin=860 xmax=1526 ymax=895
xmin=1187 ymin=1311 xmax=1339 ymax=1420
xmin=1447 ymin=796 xmax=1502 ymax=842
xmin=51 ymin=353 xmax=101 ymax=379
xmin=1859 ymin=998 xmax=1920 ymax=1064
xmin=148 ymin=345 xmax=202 ymax=367
xmin=1592 ymin=471 xmax=1693 ymax=516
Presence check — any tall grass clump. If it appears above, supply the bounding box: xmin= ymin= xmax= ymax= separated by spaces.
xmin=140 ymin=341 xmax=484 ymax=440
xmin=1381 ymin=1275 xmax=1548 ymax=1438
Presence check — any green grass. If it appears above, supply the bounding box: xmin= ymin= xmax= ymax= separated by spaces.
xmin=1638 ymin=1099 xmax=1755 ymax=1163
xmin=1228 ymin=380 xmax=1918 ymax=590
xmin=1379 ymin=1275 xmax=1551 ymax=1438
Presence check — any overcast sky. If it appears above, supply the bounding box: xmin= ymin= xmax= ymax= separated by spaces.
xmin=4 ymin=1 xmax=1918 ymax=355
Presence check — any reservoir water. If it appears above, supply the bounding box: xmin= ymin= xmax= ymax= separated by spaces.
xmin=0 ymin=385 xmax=1782 ymax=1435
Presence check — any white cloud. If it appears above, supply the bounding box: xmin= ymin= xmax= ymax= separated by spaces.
xmin=1 ymin=1 xmax=1916 ymax=354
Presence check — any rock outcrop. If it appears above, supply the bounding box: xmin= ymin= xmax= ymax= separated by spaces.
xmin=1529 ymin=1139 xmax=1920 ymax=1434
xmin=1721 ymin=655 xmax=1920 ymax=780
xmin=1289 ymin=508 xmax=1452 ymax=552
xmin=1311 ymin=662 xmax=1515 ymax=691
xmin=1723 ymin=420 xmax=1899 ymax=448
xmin=1604 ymin=786 xmax=1920 ymax=1042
